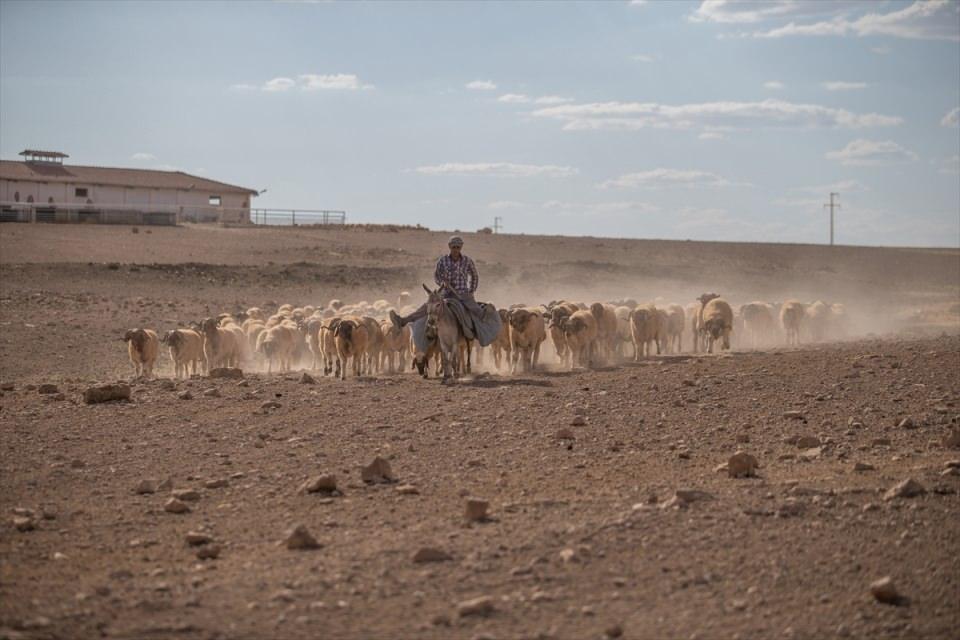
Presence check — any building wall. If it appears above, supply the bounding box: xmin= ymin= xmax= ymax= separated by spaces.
xmin=0 ymin=178 xmax=252 ymax=223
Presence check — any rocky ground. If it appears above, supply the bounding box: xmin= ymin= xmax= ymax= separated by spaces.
xmin=0 ymin=224 xmax=958 ymax=639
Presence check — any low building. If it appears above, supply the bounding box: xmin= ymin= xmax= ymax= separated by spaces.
xmin=0 ymin=150 xmax=258 ymax=225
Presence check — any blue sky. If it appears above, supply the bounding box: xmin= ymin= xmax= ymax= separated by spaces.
xmin=1 ymin=0 xmax=958 ymax=247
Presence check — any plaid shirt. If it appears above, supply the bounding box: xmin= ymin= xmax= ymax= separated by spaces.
xmin=434 ymin=253 xmax=479 ymax=296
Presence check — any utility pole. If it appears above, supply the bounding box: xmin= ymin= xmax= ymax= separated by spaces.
xmin=493 ymin=216 xmax=503 ymax=234
xmin=823 ymin=192 xmax=840 ymax=246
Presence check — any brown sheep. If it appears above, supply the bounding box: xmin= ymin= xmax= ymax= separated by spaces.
xmin=630 ymin=305 xmax=661 ymax=359
xmin=379 ymin=320 xmax=410 ymax=374
xmin=589 ymin=302 xmax=619 ymax=364
xmin=664 ymin=304 xmax=685 ymax=354
xmin=361 ymin=316 xmax=384 ymax=375
xmin=562 ymin=310 xmax=598 ymax=370
xmin=508 ymin=307 xmax=547 ymax=373
xmin=256 ymin=322 xmax=298 ymax=373
xmin=740 ymin=302 xmax=776 ymax=349
xmin=124 ymin=328 xmax=159 ymax=378
xmin=490 ymin=308 xmax=512 ymax=372
xmin=160 ymin=329 xmax=203 ymax=379
xmin=200 ymin=317 xmax=240 ymax=372
xmin=334 ymin=316 xmax=369 ymax=380
xmin=780 ymin=300 xmax=806 ymax=346
xmin=805 ymin=300 xmax=831 ymax=343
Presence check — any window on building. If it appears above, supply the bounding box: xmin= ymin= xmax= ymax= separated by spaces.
xmin=75 ymin=188 xmax=88 ymax=198
xmin=209 ymin=195 xmax=222 ymax=206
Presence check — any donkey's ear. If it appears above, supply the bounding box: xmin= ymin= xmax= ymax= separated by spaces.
xmin=422 ymin=283 xmax=432 ymax=294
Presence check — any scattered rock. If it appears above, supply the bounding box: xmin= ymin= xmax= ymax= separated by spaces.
xmin=727 ymin=451 xmax=759 ymax=478
xmin=0 ymin=382 xmax=14 ymax=391
xmin=457 ymin=596 xmax=495 ymax=617
xmin=204 ymin=478 xmax=228 ymax=489
xmin=853 ymin=462 xmax=875 ymax=472
xmin=13 ymin=516 xmax=35 ymax=532
xmin=883 ymin=479 xmax=926 ymax=501
xmin=178 ymin=391 xmax=193 ymax=401
xmin=556 ymin=428 xmax=576 ymax=440
xmin=796 ymin=435 xmax=821 ymax=449
xmin=412 ymin=547 xmax=452 ymax=563
xmin=299 ymin=372 xmax=316 ymax=384
xmin=783 ymin=410 xmax=805 ymax=420
xmin=942 ymin=428 xmax=960 ymax=449
xmin=185 ymin=531 xmax=213 ymax=546
xmin=464 ymin=498 xmax=490 ymax=523
xmin=209 ymin=367 xmax=244 ymax=379
xmin=675 ymin=489 xmax=714 ymax=503
xmin=299 ymin=475 xmax=338 ymax=494
xmin=897 ymin=417 xmax=916 ymax=429
xmin=870 ymin=576 xmax=904 ymax=605
xmin=396 ymin=484 xmax=419 ymax=495
xmin=604 ymin=624 xmax=624 ymax=638
xmin=163 ymin=498 xmax=190 ymax=514
xmin=360 ymin=457 xmax=396 ymax=484
xmin=159 ymin=380 xmax=176 ymax=391
xmin=202 ymin=387 xmax=221 ymax=398
xmin=777 ymin=500 xmax=805 ymax=517
xmin=735 ymin=434 xmax=750 ymax=444
xmin=83 ymin=383 xmax=131 ymax=404
xmin=570 ymin=416 xmax=586 ymax=427
xmin=800 ymin=447 xmax=822 ymax=461
xmin=196 ymin=544 xmax=221 ymax=560
xmin=285 ymin=525 xmax=321 ymax=550
xmin=70 ymin=458 xmax=86 ymax=469
xmin=134 ymin=479 xmax=157 ymax=494
xmin=172 ymin=489 xmax=201 ymax=502
xmin=37 ymin=383 xmax=59 ymax=395
xmin=871 ymin=437 xmax=891 ymax=447
xmin=260 ymin=400 xmax=281 ymax=410
xmin=559 ymin=548 xmax=579 ymax=563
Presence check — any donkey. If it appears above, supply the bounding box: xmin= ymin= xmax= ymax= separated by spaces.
xmin=423 ymin=284 xmax=466 ymax=382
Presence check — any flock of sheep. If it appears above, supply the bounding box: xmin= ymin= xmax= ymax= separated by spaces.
xmin=122 ymin=292 xmax=850 ymax=381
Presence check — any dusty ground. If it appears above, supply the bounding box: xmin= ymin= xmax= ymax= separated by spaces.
xmin=1 ymin=224 xmax=959 ymax=640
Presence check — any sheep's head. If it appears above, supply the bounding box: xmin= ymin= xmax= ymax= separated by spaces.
xmin=590 ymin=302 xmax=604 ymax=319
xmin=698 ymin=292 xmax=720 ymax=306
xmin=200 ymin=318 xmax=219 ymax=335
xmin=124 ymin=328 xmax=148 ymax=351
xmin=163 ymin=330 xmax=183 ymax=348
xmin=509 ymin=309 xmax=531 ymax=331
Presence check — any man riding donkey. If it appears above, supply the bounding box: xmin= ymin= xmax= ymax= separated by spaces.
xmin=390 ymin=235 xmax=500 ymax=379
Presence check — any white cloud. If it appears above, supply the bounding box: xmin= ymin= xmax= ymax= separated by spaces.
xmin=131 ymin=152 xmax=156 ymax=161
xmin=698 ymin=131 xmax=726 ymax=140
xmin=690 ymin=0 xmax=810 ymax=24
xmin=488 ymin=200 xmax=525 ymax=210
xmin=533 ymin=95 xmax=573 ymax=105
xmin=870 ymin=45 xmax=892 ymax=54
xmin=939 ymin=155 xmax=960 ymax=175
xmin=763 ymin=81 xmax=785 ymax=90
xmin=631 ymin=54 xmax=656 ymax=63
xmin=466 ymin=80 xmax=497 ymax=91
xmin=823 ymin=81 xmax=868 ymax=91
xmin=230 ymin=83 xmax=259 ymax=91
xmin=542 ymin=200 xmax=659 ymax=215
xmin=628 ymin=0 xmax=648 ymax=6
xmin=263 ymin=77 xmax=296 ymax=92
xmin=598 ymin=168 xmax=742 ymax=190
xmin=498 ymin=93 xmax=531 ymax=104
xmin=413 ymin=162 xmax=578 ymax=178
xmin=299 ymin=73 xmax=373 ymax=90
xmin=675 ymin=207 xmax=735 ymax=231
xmin=742 ymin=0 xmax=960 ymax=41
xmin=532 ymin=98 xmax=901 ymax=132
xmin=941 ymin=107 xmax=960 ymax=128
xmin=825 ymin=139 xmax=918 ymax=167
xmin=794 ymin=179 xmax=869 ymax=194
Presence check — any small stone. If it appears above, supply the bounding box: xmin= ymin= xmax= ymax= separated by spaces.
xmin=299 ymin=372 xmax=316 ymax=384
xmin=884 ymin=479 xmax=926 ymax=500
xmin=570 ymin=416 xmax=586 ymax=426
xmin=173 ymin=489 xmax=201 ymax=502
xmin=870 ymin=576 xmax=903 ymax=605
xmin=178 ymin=391 xmax=193 ymax=401
xmin=83 ymin=383 xmax=131 ymax=404
xmin=604 ymin=624 xmax=624 ymax=638
xmin=727 ymin=451 xmax=759 ymax=478
xmin=777 ymin=500 xmax=805 ymax=517
xmin=559 ymin=548 xmax=579 ymax=563
xmin=464 ymin=497 xmax=490 ymax=523
xmin=457 ymin=595 xmax=495 ymax=617
xmin=260 ymin=400 xmax=281 ymax=410
xmin=159 ymin=379 xmax=176 ymax=391
xmin=871 ymin=437 xmax=891 ymax=447
xmin=134 ymin=479 xmax=157 ymax=494
xmin=158 ymin=477 xmax=174 ymax=490
xmin=299 ymin=475 xmax=338 ymax=494
xmin=396 ymin=484 xmax=419 ymax=495
xmin=360 ymin=457 xmax=396 ymax=484
xmin=185 ymin=531 xmax=213 ymax=546
xmin=735 ymin=434 xmax=750 ymax=444
xmin=853 ymin=462 xmax=875 ymax=472
xmin=196 ymin=544 xmax=221 ymax=560
xmin=942 ymin=428 xmax=960 ymax=449
xmin=412 ymin=547 xmax=452 ymax=563
xmin=70 ymin=458 xmax=86 ymax=469
xmin=800 ymin=447 xmax=822 ymax=461
xmin=0 ymin=382 xmax=14 ymax=391
xmin=898 ymin=417 xmax=916 ymax=429
xmin=13 ymin=516 xmax=35 ymax=532
xmin=204 ymin=478 xmax=228 ymax=489
xmin=675 ymin=489 xmax=714 ymax=503
xmin=796 ymin=436 xmax=820 ymax=449
xmin=202 ymin=387 xmax=221 ymax=398
xmin=783 ymin=410 xmax=805 ymax=420
xmin=209 ymin=367 xmax=244 ymax=379
xmin=38 ymin=383 xmax=59 ymax=394
xmin=556 ymin=428 xmax=576 ymax=440
xmin=285 ymin=524 xmax=321 ymax=550
xmin=940 ymin=467 xmax=960 ymax=477
xmin=164 ymin=498 xmax=190 ymax=514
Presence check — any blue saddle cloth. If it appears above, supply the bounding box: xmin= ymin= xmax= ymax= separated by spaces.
xmin=412 ymin=299 xmax=502 ymax=353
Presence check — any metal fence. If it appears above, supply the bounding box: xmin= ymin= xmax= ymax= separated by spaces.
xmin=0 ymin=202 xmax=346 ymax=226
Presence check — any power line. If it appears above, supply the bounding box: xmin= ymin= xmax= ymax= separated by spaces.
xmin=823 ymin=192 xmax=840 ymax=246
xmin=493 ymin=216 xmax=503 ymax=234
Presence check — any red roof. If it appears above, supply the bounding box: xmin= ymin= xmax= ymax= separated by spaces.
xmin=0 ymin=160 xmax=258 ymax=195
